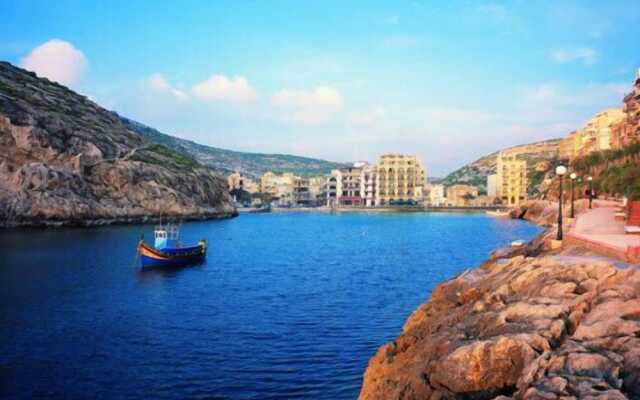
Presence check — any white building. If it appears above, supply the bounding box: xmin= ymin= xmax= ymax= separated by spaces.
xmin=361 ymin=163 xmax=377 ymax=207
xmin=428 ymin=184 xmax=446 ymax=206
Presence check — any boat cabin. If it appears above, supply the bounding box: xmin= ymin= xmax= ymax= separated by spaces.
xmin=154 ymin=223 xmax=180 ymax=250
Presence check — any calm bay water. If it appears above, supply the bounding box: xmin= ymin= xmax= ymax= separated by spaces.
xmin=0 ymin=212 xmax=541 ymax=399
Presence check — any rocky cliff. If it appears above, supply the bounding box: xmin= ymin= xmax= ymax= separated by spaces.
xmin=359 ymin=250 xmax=640 ymax=399
xmin=0 ymin=62 xmax=235 ymax=227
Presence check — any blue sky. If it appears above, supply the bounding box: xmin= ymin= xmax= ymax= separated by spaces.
xmin=2 ymin=1 xmax=639 ymax=175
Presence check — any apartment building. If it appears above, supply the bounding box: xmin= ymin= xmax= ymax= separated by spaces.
xmin=611 ymin=69 xmax=640 ymax=149
xmin=338 ymin=162 xmax=366 ymax=206
xmin=361 ymin=164 xmax=377 ymax=207
xmin=496 ymin=151 xmax=527 ymax=206
xmin=582 ymin=109 xmax=625 ymax=154
xmin=326 ymin=170 xmax=341 ymax=207
xmin=293 ymin=177 xmax=312 ymax=206
xmin=559 ymin=109 xmax=625 ymax=160
xmin=375 ymin=154 xmax=426 ymax=205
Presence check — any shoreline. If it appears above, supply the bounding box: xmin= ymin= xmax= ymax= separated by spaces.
xmin=266 ymin=206 xmax=503 ymax=214
xmin=0 ymin=210 xmax=239 ymax=229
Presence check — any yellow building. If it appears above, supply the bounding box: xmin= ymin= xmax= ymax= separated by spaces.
xmin=612 ymin=70 xmax=640 ymax=149
xmin=580 ymin=108 xmax=625 ymax=155
xmin=227 ymin=172 xmax=258 ymax=193
xmin=446 ymin=184 xmax=479 ymax=207
xmin=496 ymin=151 xmax=527 ymax=206
xmin=375 ymin=154 xmax=426 ymax=205
xmin=559 ymin=109 xmax=626 ymax=160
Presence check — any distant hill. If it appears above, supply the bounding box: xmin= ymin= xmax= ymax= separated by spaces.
xmin=121 ymin=118 xmax=347 ymax=179
xmin=441 ymin=139 xmax=561 ymax=195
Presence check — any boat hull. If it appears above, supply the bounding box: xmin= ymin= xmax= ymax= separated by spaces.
xmin=138 ymin=241 xmax=206 ymax=268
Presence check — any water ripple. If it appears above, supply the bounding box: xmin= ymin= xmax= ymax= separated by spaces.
xmin=0 ymin=212 xmax=541 ymax=399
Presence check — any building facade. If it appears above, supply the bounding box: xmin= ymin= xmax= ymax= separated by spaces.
xmin=259 ymin=171 xmax=296 ymax=206
xmin=496 ymin=151 xmax=527 ymax=206
xmin=446 ymin=184 xmax=479 ymax=207
xmin=375 ymin=154 xmax=426 ymax=205
xmin=338 ymin=163 xmax=366 ymax=206
xmin=428 ymin=184 xmax=446 ymax=206
xmin=581 ymin=109 xmax=625 ymax=155
xmin=611 ymin=70 xmax=640 ymax=149
xmin=560 ymin=109 xmax=626 ymax=160
xmin=326 ymin=170 xmax=341 ymax=207
xmin=227 ymin=172 xmax=258 ymax=193
xmin=293 ymin=177 xmax=312 ymax=206
xmin=361 ymin=164 xmax=377 ymax=207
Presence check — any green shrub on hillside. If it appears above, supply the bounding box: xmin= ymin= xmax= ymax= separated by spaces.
xmin=147 ymin=144 xmax=199 ymax=169
xmin=596 ymin=162 xmax=640 ymax=200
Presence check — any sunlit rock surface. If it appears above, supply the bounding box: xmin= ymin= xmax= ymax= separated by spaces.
xmin=359 ymin=254 xmax=640 ymax=399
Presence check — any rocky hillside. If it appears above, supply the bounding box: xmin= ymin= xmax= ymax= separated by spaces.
xmin=0 ymin=61 xmax=235 ymax=227
xmin=441 ymin=139 xmax=561 ymax=195
xmin=359 ymin=250 xmax=640 ymax=399
xmin=122 ymin=118 xmax=347 ymax=179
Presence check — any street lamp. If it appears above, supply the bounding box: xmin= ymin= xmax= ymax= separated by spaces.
xmin=570 ymin=173 xmax=577 ymax=218
xmin=587 ymin=176 xmax=593 ymax=209
xmin=556 ymin=166 xmax=567 ymax=241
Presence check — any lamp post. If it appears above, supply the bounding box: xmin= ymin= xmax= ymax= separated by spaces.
xmin=588 ymin=176 xmax=593 ymax=209
xmin=570 ymin=173 xmax=577 ymax=218
xmin=556 ymin=166 xmax=567 ymax=241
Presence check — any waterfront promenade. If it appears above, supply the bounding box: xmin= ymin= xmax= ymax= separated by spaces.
xmin=566 ymin=200 xmax=640 ymax=263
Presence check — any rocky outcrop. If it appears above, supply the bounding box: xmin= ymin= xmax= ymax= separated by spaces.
xmin=0 ymin=62 xmax=235 ymax=227
xmin=359 ymin=254 xmax=640 ymax=399
xmin=510 ymin=199 xmax=590 ymax=226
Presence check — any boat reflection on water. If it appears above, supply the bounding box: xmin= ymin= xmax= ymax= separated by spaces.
xmin=137 ymin=259 xmax=205 ymax=281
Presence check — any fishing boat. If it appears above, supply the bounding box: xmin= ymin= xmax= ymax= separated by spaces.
xmin=138 ymin=223 xmax=207 ymax=268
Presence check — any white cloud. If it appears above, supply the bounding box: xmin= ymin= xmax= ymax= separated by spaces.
xmin=551 ymin=48 xmax=597 ymax=66
xmin=191 ymin=74 xmax=257 ymax=103
xmin=146 ymin=73 xmax=188 ymax=100
xmin=20 ymin=39 xmax=87 ymax=86
xmin=271 ymin=86 xmax=344 ymax=125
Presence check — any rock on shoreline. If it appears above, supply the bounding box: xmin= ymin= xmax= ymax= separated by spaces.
xmin=0 ymin=62 xmax=236 ymax=227
xmin=359 ymin=252 xmax=640 ymax=399
xmin=509 ymin=199 xmax=591 ymax=226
